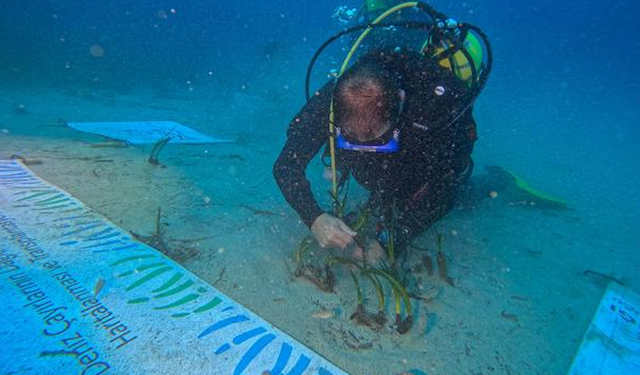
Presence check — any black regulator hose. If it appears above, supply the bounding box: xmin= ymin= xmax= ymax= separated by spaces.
xmin=304 ymin=21 xmax=435 ymax=101
xmin=305 ymin=2 xmax=493 ymax=101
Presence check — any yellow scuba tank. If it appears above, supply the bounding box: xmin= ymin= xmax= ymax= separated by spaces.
xmin=422 ymin=19 xmax=484 ymax=87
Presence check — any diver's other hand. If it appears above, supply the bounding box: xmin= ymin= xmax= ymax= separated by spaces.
xmin=311 ymin=213 xmax=357 ymax=250
xmin=351 ymin=240 xmax=386 ymax=265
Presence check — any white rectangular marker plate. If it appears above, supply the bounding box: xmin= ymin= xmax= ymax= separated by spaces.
xmin=66 ymin=121 xmax=232 ymax=144
xmin=568 ymin=282 xmax=640 ymax=374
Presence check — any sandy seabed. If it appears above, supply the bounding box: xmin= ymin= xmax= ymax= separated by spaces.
xmin=1 ymin=83 xmax=638 ymax=375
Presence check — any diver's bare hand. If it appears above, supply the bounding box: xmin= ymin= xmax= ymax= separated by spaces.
xmin=310 ymin=213 xmax=357 ymax=250
xmin=351 ymin=240 xmax=386 ymax=265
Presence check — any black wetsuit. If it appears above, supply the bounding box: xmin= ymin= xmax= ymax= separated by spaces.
xmin=273 ymin=50 xmax=477 ymax=246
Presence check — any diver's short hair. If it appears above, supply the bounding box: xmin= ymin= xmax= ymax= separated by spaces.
xmin=333 ymin=61 xmax=400 ymax=140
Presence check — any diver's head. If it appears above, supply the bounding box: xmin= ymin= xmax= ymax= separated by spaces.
xmin=334 ymin=62 xmax=404 ymax=152
xmin=334 ymin=62 xmax=404 ymax=140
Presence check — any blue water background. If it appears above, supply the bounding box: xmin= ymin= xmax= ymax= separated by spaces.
xmin=2 ymin=0 xmax=638 ymax=186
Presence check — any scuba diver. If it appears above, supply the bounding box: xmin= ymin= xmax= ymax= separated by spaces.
xmin=273 ymin=2 xmax=491 ymax=263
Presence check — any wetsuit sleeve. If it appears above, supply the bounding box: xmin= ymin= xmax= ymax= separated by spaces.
xmin=273 ymin=84 xmax=333 ymax=227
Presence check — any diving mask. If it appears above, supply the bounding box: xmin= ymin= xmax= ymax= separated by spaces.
xmin=336 ymin=126 xmax=400 ymax=153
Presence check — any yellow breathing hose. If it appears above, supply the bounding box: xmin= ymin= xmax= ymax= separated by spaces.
xmin=328 ymin=1 xmax=419 ymax=199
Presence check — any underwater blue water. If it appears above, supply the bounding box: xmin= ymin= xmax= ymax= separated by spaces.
xmin=2 ymin=0 xmax=638 ymax=163
xmin=3 ymin=0 xmax=639 ymax=85
xmin=1 ymin=0 xmax=639 ymax=374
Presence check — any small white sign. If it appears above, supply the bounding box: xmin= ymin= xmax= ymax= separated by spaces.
xmin=66 ymin=121 xmax=233 ymax=145
xmin=568 ymin=282 xmax=640 ymax=374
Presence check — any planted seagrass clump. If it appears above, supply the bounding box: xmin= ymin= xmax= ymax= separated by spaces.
xmin=295 ymin=264 xmax=337 ymax=293
xmin=131 ymin=207 xmax=199 ymax=263
xmin=325 ymin=255 xmax=413 ymax=334
xmin=432 ymin=225 xmax=455 ymax=287
xmin=148 ymin=135 xmax=172 ymax=165
xmin=293 ymin=235 xmax=336 ymax=293
xmin=324 ymin=256 xmax=385 ymax=331
xmin=131 ymin=207 xmax=169 ymax=251
xmin=292 ymin=183 xmax=422 ymax=334
xmin=365 ymin=264 xmax=413 ymax=334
